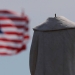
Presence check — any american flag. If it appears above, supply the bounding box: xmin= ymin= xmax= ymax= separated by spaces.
xmin=0 ymin=10 xmax=29 ymax=55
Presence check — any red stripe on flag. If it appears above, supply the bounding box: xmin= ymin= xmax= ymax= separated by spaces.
xmin=0 ymin=38 xmax=22 ymax=42
xmin=5 ymin=32 xmax=23 ymax=36
xmin=0 ymin=10 xmax=19 ymax=15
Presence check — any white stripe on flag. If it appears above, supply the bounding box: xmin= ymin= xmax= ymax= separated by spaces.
xmin=0 ymin=48 xmax=17 ymax=54
xmin=2 ymin=28 xmax=24 ymax=33
xmin=0 ymin=13 xmax=20 ymax=17
xmin=0 ymin=41 xmax=22 ymax=48
xmin=0 ymin=20 xmax=27 ymax=25
xmin=0 ymin=34 xmax=23 ymax=40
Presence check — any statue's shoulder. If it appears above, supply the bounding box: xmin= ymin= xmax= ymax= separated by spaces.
xmin=33 ymin=20 xmax=48 ymax=31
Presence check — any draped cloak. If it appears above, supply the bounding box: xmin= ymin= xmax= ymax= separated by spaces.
xmin=29 ymin=16 xmax=75 ymax=75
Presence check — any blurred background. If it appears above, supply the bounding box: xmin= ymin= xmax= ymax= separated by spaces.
xmin=0 ymin=0 xmax=75 ymax=75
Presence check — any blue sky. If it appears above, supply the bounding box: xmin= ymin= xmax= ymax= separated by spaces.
xmin=0 ymin=0 xmax=75 ymax=75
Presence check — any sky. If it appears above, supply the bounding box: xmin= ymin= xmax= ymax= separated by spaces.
xmin=0 ymin=0 xmax=75 ymax=75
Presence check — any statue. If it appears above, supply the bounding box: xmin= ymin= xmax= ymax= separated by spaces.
xmin=29 ymin=16 xmax=75 ymax=75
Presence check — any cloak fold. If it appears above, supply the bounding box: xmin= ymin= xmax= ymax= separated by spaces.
xmin=29 ymin=31 xmax=39 ymax=75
